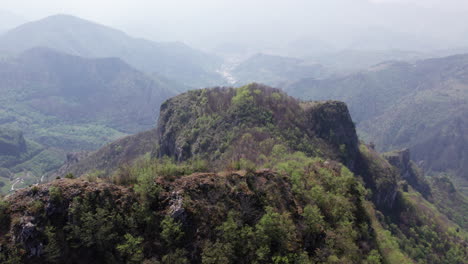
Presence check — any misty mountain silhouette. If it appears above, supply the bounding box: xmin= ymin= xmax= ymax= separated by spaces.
xmin=0 ymin=14 xmax=223 ymax=87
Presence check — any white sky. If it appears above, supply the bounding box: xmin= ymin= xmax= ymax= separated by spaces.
xmin=1 ymin=0 xmax=468 ymax=51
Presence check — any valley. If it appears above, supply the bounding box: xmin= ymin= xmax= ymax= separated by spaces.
xmin=0 ymin=7 xmax=467 ymax=264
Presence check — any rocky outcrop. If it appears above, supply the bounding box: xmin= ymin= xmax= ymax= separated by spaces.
xmin=384 ymin=148 xmax=431 ymax=197
xmin=15 ymin=216 xmax=43 ymax=257
xmin=357 ymin=145 xmax=400 ymax=210
xmin=156 ymin=84 xmax=399 ymax=210
xmin=303 ymin=101 xmax=360 ymax=171
xmin=385 ymin=149 xmax=411 ymax=172
xmin=156 ymin=84 xmax=361 ymax=168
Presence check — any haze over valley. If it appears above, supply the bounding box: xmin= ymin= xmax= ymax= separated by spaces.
xmin=0 ymin=1 xmax=467 ymax=263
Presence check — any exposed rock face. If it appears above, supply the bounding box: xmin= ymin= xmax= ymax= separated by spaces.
xmin=15 ymin=216 xmax=43 ymax=257
xmin=384 ymin=148 xmax=431 ymax=197
xmin=154 ymin=84 xmax=400 ymax=210
xmin=156 ymin=84 xmax=360 ymax=170
xmin=357 ymin=145 xmax=400 ymax=210
xmin=385 ymin=149 xmax=411 ymax=176
xmin=3 ymin=179 xmax=133 ymax=261
xmin=57 ymin=84 xmax=364 ymax=183
xmin=287 ymin=53 xmax=468 ymax=181
xmin=54 ymin=84 xmax=399 ymax=213
xmin=168 ymin=190 xmax=186 ymax=222
xmin=303 ymin=101 xmax=360 ymax=171
xmin=2 ymin=84 xmax=464 ymax=263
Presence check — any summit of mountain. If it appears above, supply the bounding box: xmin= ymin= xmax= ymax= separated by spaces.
xmin=2 ymin=84 xmax=466 ymax=263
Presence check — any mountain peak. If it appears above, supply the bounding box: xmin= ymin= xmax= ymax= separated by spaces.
xmin=0 ymin=13 xmax=222 ymax=87
xmin=156 ymin=83 xmax=359 ymax=168
xmin=26 ymin=13 xmax=110 ymax=28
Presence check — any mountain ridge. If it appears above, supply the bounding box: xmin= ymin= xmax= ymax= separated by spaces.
xmin=1 ymin=84 xmax=466 ymax=263
xmin=286 ymin=53 xmax=468 ymax=182
xmin=0 ymin=14 xmax=223 ymax=87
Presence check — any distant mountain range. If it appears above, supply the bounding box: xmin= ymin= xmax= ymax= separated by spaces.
xmin=286 ymin=54 xmax=468 ymax=187
xmin=0 ymin=12 xmax=467 ymax=198
xmin=0 ymin=46 xmax=179 ymax=193
xmin=0 ymin=14 xmax=223 ymax=87
xmin=0 ymin=11 xmax=465 ymax=264
xmin=308 ymin=49 xmax=430 ymax=74
xmin=0 ymin=47 xmax=176 ymax=150
xmin=226 ymin=53 xmax=328 ymax=87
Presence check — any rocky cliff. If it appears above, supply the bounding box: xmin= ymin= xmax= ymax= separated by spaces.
xmin=384 ymin=148 xmax=431 ymax=197
xmin=156 ymin=84 xmax=398 ymax=210
xmin=156 ymin=84 xmax=359 ymax=171
xmin=58 ymin=84 xmax=400 ymax=210
xmin=22 ymin=84 xmax=465 ymax=264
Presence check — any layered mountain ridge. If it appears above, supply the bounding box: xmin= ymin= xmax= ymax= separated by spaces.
xmin=0 ymin=47 xmax=175 ymax=148
xmin=286 ymin=53 xmax=468 ymax=183
xmin=0 ymin=14 xmax=223 ymax=87
xmin=0 ymin=85 xmax=466 ymax=264
xmin=0 ymin=47 xmax=177 ymax=193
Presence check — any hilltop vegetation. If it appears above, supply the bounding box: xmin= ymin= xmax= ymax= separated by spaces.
xmin=2 ymin=160 xmax=381 ymax=264
xmin=156 ymin=84 xmax=358 ymax=168
xmin=0 ymin=9 xmax=465 ymax=264
xmin=15 ymin=85 xmax=461 ymax=264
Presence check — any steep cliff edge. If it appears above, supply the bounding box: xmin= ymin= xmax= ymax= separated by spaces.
xmin=156 ymin=84 xmax=358 ymax=171
xmin=22 ymin=84 xmax=465 ymax=264
xmin=383 ymin=148 xmax=431 ymax=197
xmin=58 ymin=84 xmax=398 ymax=209
xmin=155 ymin=84 xmax=397 ymax=209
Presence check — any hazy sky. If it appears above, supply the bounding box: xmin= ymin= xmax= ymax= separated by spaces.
xmin=2 ymin=0 xmax=468 ymax=52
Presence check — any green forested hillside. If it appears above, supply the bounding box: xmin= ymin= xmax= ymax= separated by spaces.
xmin=286 ymin=54 xmax=468 ymax=184
xmin=0 ymin=47 xmax=175 ymax=150
xmin=9 ymin=84 xmax=462 ymax=264
xmin=0 ymin=47 xmax=178 ymax=194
